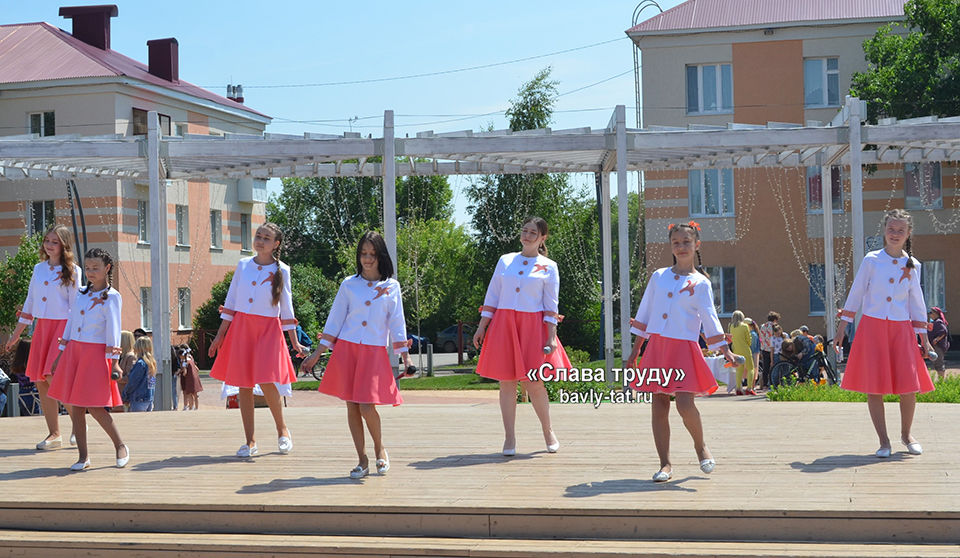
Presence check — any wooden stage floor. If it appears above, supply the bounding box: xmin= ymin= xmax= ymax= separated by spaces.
xmin=0 ymin=395 xmax=958 ymax=549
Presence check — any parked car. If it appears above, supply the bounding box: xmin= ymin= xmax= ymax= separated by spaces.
xmin=407 ymin=332 xmax=429 ymax=354
xmin=435 ymin=324 xmax=477 ymax=355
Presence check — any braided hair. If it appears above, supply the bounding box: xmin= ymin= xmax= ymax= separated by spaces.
xmin=79 ymin=247 xmax=113 ymax=300
xmin=882 ymin=209 xmax=915 ymax=269
xmin=39 ymin=224 xmax=77 ymax=287
xmin=667 ymin=222 xmax=709 ymax=278
xmin=259 ymin=223 xmax=284 ymax=306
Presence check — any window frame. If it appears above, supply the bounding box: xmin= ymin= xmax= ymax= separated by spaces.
xmin=240 ymin=213 xmax=252 ymax=252
xmin=805 ymin=166 xmax=844 ymax=214
xmin=808 ymin=263 xmax=847 ymax=316
xmin=175 ymin=205 xmax=190 ymax=247
xmin=209 ymin=209 xmax=223 ymax=249
xmin=688 ymin=168 xmax=735 ymax=217
xmin=137 ymin=200 xmax=150 ymax=244
xmin=804 ymin=57 xmax=840 ymax=108
xmin=686 ymin=63 xmax=733 ymax=115
xmin=704 ymin=266 xmax=737 ymax=317
xmin=29 ymin=111 xmax=56 ymax=137
xmin=177 ymin=287 xmax=191 ymax=330
xmin=132 ymin=108 xmax=172 ymax=136
xmin=140 ymin=287 xmax=152 ymax=331
xmin=921 ymin=259 xmax=945 ymax=311
xmin=29 ymin=200 xmax=56 ymax=235
xmin=904 ymin=162 xmax=943 ymax=210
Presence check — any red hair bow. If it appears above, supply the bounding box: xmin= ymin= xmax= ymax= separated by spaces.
xmin=688 ymin=220 xmax=701 ymax=231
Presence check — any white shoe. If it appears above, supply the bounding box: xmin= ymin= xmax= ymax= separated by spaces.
xmin=376 ymin=451 xmax=390 ymax=474
xmin=876 ymin=447 xmax=892 ymax=458
xmin=69 ymin=434 xmax=76 ymax=446
xmin=502 ymin=445 xmax=516 ymax=457
xmin=278 ymin=436 xmax=293 ymax=455
xmin=69 ymin=459 xmax=90 ymax=471
xmin=116 ymin=445 xmax=130 ymax=468
xmin=652 ymin=470 xmax=671 ymax=482
xmin=546 ymin=431 xmax=560 ymax=453
xmin=236 ymin=444 xmax=258 ymax=458
xmin=904 ymin=441 xmax=923 ymax=455
xmin=699 ymin=458 xmax=716 ymax=474
xmin=36 ymin=436 xmax=62 ymax=450
xmin=349 ymin=464 xmax=369 ymax=479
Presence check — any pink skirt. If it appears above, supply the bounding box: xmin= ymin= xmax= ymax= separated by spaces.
xmin=209 ymin=312 xmax=296 ymax=388
xmin=841 ymin=316 xmax=935 ymax=395
xmin=47 ymin=341 xmax=122 ymax=407
xmin=318 ymin=340 xmax=402 ymax=406
xmin=476 ymin=309 xmax=573 ymax=382
xmin=25 ymin=318 xmax=67 ymax=382
xmin=630 ymin=334 xmax=718 ymax=395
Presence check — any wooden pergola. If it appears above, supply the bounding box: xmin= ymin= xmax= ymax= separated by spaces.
xmin=3 ymin=96 xmax=959 ymax=409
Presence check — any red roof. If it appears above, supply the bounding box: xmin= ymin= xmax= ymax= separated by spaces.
xmin=0 ymin=22 xmax=268 ymax=119
xmin=627 ymin=0 xmax=906 ymax=35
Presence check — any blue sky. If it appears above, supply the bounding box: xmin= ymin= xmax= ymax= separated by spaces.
xmin=3 ymin=0 xmax=686 ymax=224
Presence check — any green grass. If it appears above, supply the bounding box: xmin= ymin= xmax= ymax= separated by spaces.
xmin=292 ymin=372 xmax=499 ymax=391
xmin=766 ymin=374 xmax=960 ymax=403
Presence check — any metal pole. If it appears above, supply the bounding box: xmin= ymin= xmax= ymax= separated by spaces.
xmin=600 ymin=171 xmax=615 ymax=372
xmin=820 ymin=152 xmax=837 ymax=355
xmin=383 ymin=110 xmax=397 ymax=266
xmin=848 ymin=96 xmax=865 ymax=272
xmin=148 ymin=111 xmax=173 ymax=411
xmin=615 ymin=105 xmax=631 ymax=362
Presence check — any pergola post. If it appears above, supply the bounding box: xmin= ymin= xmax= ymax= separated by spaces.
xmin=383 ymin=110 xmax=397 ymax=266
xmin=820 ymin=152 xmax=837 ymax=348
xmin=848 ymin=96 xmax=865 ymax=272
xmin=615 ymin=105 xmax=631 ymax=361
xmin=599 ymin=171 xmax=615 ymax=371
xmin=148 ymin=111 xmax=173 ymax=411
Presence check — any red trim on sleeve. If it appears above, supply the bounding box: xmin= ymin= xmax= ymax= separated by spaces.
xmin=320 ymin=333 xmax=338 ymax=344
xmin=705 ymin=334 xmax=725 ymax=345
xmin=912 ymin=321 xmax=929 ymax=330
xmin=630 ymin=319 xmax=647 ymax=331
xmin=840 ymin=309 xmax=856 ymax=319
xmin=280 ymin=318 xmax=299 ymax=326
xmin=479 ymin=305 xmax=497 ymax=315
xmin=218 ymin=305 xmax=236 ymax=316
xmin=16 ymin=311 xmax=33 ymax=321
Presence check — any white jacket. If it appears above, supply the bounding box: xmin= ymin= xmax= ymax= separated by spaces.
xmin=630 ymin=267 xmax=726 ymax=349
xmin=840 ymin=249 xmax=928 ymax=333
xmin=219 ymin=257 xmax=298 ymax=331
xmin=17 ymin=262 xmax=82 ymax=324
xmin=480 ymin=252 xmax=561 ymax=324
xmin=320 ymin=275 xmax=408 ymax=354
xmin=58 ymin=287 xmax=122 ymax=359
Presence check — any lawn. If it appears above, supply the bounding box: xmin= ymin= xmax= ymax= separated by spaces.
xmin=766 ymin=374 xmax=960 ymax=403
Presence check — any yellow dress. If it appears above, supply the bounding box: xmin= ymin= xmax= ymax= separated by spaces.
xmin=728 ymin=322 xmax=754 ymax=389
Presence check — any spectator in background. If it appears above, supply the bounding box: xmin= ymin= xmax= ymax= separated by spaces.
xmin=114 ymin=331 xmax=136 ymax=412
xmin=759 ymin=312 xmax=780 ymax=389
xmin=929 ymin=307 xmax=949 ymax=381
xmin=771 ymin=324 xmax=786 ymax=364
xmin=745 ymin=318 xmax=761 ymax=392
xmin=728 ymin=311 xmax=754 ymax=395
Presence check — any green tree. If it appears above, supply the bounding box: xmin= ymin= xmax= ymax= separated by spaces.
xmin=851 ymin=0 xmax=960 ymax=120
xmin=0 ymin=234 xmax=42 ymax=334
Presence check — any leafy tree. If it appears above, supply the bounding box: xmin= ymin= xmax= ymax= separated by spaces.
xmin=851 ymin=0 xmax=960 ymax=120
xmin=0 ymin=234 xmax=42 ymax=334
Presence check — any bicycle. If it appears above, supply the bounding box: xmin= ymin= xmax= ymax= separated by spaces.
xmin=770 ymin=339 xmax=839 ymax=387
xmin=294 ymin=349 xmax=328 ymax=382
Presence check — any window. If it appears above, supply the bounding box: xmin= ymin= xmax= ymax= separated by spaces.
xmin=689 ymin=168 xmax=735 ymax=216
xmin=809 ymin=264 xmax=847 ymax=315
xmin=806 ymin=166 xmax=843 ymax=213
xmin=137 ymin=200 xmax=149 ymax=243
xmin=175 ymin=205 xmax=189 ymax=246
xmin=240 ymin=213 xmax=252 ymax=251
xmin=704 ymin=267 xmax=736 ymax=316
xmin=29 ymin=200 xmax=55 ymax=235
xmin=921 ymin=260 xmax=945 ymax=310
xmin=132 ymin=108 xmax=172 ymax=136
xmin=210 ymin=210 xmax=222 ymax=249
xmin=177 ymin=288 xmax=191 ymax=330
xmin=29 ymin=111 xmax=55 ymax=136
xmin=686 ymin=64 xmax=733 ymax=114
xmin=905 ymin=163 xmax=942 ymax=209
xmin=140 ymin=287 xmax=152 ymax=330
xmin=804 ymin=58 xmax=840 ymax=107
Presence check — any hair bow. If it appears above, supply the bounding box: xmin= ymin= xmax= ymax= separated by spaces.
xmin=688 ymin=220 xmax=701 ymax=231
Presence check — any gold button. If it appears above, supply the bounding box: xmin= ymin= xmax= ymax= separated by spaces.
xmin=662 ymin=313 xmax=668 ymax=319
xmin=77 ymin=327 xmax=81 ymax=332
xmin=365 ymin=300 xmax=371 ymax=306
xmin=80 ymin=310 xmax=85 ymax=315
xmin=41 ymin=297 xmax=47 ymax=302
xmin=257 ymin=265 xmax=263 ymax=270
xmin=362 ymin=321 xmax=367 ymax=327
xmin=44 ymin=281 xmax=49 ymax=286
xmin=519 ymin=271 xmax=524 ymax=275
xmin=367 ymin=282 xmax=373 ymax=287
xmin=248 ymin=298 xmax=254 ymax=303
xmin=523 ymin=260 xmax=528 ymax=265
xmin=889 ymin=278 xmax=894 ymax=284
xmin=251 ymin=281 xmax=257 ymax=286
xmin=515 ymin=287 xmax=520 ymax=293
xmin=891 ymin=259 xmax=897 ymax=265
xmin=886 ymin=297 xmax=892 ymax=302
xmin=49 ymin=267 xmax=55 ymax=271
xmin=674 ymin=275 xmax=679 ymax=280
xmin=667 ymin=292 xmax=673 ymax=298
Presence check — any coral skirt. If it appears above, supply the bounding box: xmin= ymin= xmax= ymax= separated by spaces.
xmin=475 ymin=309 xmax=573 ymax=382
xmin=841 ymin=316 xmax=935 ymax=395
xmin=209 ymin=312 xmax=296 ymax=388
xmin=630 ymin=334 xmax=718 ymax=395
xmin=318 ymin=340 xmax=402 ymax=406
xmin=25 ymin=318 xmax=67 ymax=382
xmin=47 ymin=341 xmax=122 ymax=407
